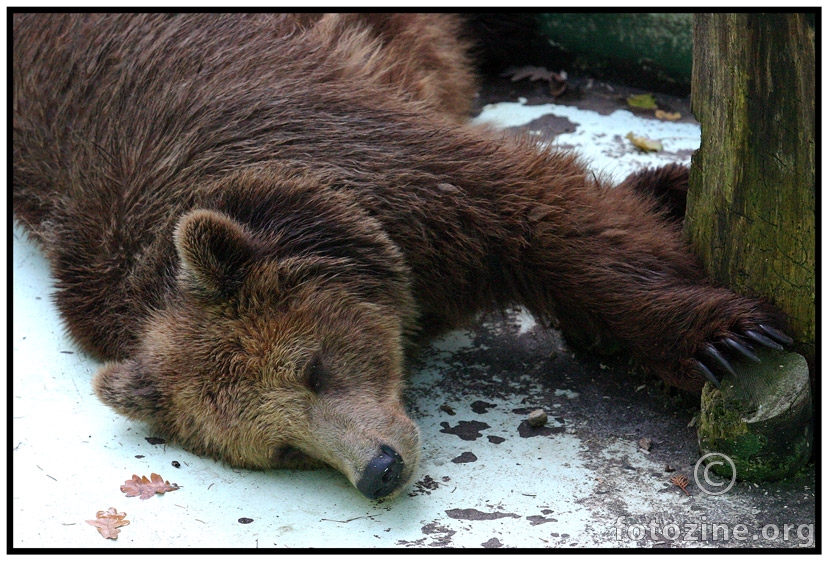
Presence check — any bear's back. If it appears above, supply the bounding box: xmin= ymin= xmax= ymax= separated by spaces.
xmin=12 ymin=13 xmax=478 ymax=359
xmin=13 ymin=13 xmax=476 ymax=237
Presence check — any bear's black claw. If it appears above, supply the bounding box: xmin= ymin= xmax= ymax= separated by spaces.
xmin=722 ymin=337 xmax=761 ymax=363
xmin=745 ymin=329 xmax=784 ymax=351
xmin=701 ymin=343 xmax=735 ymax=376
xmin=759 ymin=324 xmax=793 ymax=345
xmin=694 ymin=359 xmax=721 ymax=388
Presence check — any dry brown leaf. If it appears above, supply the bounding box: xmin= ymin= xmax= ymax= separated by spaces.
xmin=625 ymin=132 xmax=663 ymax=152
xmin=86 ymin=507 xmax=129 ymax=540
xmin=503 ymin=65 xmax=556 ymax=82
xmin=655 ymin=109 xmax=682 ymax=121
xmin=670 ymin=474 xmax=691 ymax=496
xmin=121 ymin=472 xmax=180 ymax=500
xmin=502 ymin=65 xmax=567 ymax=96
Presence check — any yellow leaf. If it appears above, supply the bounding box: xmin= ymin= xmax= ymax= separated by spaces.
xmin=626 ymin=132 xmax=663 ymax=152
xmin=627 ymin=93 xmax=657 ymax=109
xmin=655 ymin=109 xmax=681 ymax=121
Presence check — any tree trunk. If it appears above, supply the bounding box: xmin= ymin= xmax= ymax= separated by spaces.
xmin=690 ymin=13 xmax=815 ymax=482
xmin=687 ymin=13 xmax=815 ymax=365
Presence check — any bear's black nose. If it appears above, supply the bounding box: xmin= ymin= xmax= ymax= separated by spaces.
xmin=355 ymin=444 xmax=404 ymax=500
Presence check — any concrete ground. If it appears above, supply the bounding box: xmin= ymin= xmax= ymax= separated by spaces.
xmin=10 ymin=75 xmax=816 ymax=550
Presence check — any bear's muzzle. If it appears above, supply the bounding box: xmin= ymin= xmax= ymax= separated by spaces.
xmin=356 ymin=444 xmax=405 ymax=499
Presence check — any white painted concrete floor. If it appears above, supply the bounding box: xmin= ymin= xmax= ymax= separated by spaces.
xmin=11 ymin=79 xmax=815 ymax=550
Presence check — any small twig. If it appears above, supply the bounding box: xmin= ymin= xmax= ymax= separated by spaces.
xmin=320 ymin=515 xmax=377 ymax=523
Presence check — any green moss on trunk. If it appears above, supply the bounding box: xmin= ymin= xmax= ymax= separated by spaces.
xmin=687 ymin=14 xmax=815 ymax=364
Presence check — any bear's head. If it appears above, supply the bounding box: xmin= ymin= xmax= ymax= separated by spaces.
xmin=93 ymin=206 xmax=420 ymax=500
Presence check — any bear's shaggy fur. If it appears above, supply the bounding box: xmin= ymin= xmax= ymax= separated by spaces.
xmin=13 ymin=13 xmax=785 ymax=499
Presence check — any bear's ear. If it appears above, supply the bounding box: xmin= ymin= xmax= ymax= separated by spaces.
xmin=174 ymin=209 xmax=255 ymax=299
xmin=93 ymin=359 xmax=164 ymax=422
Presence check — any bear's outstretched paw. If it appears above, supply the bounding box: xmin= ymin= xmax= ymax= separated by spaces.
xmin=693 ymin=324 xmax=793 ymax=388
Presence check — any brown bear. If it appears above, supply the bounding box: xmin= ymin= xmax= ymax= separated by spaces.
xmin=12 ymin=13 xmax=790 ymax=500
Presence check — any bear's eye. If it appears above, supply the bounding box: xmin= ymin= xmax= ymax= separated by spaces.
xmin=304 ymin=354 xmax=326 ymax=394
xmin=269 ymin=445 xmax=321 ymax=469
xmin=271 ymin=445 xmax=309 ymax=466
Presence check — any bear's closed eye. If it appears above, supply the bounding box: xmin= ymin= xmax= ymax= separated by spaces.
xmin=304 ymin=354 xmax=326 ymax=394
xmin=270 ymin=445 xmax=315 ymax=468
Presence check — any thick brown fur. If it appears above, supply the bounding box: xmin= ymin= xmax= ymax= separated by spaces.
xmin=616 ymin=162 xmax=689 ymax=223
xmin=13 ymin=13 xmax=785 ymax=498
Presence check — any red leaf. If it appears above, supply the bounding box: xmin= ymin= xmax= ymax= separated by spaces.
xmin=121 ymin=473 xmax=180 ymax=500
xmin=86 ymin=507 xmax=130 ymax=540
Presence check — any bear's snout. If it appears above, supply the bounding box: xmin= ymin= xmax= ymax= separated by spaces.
xmin=305 ymin=396 xmax=420 ymax=499
xmin=356 ymin=444 xmax=405 ymax=499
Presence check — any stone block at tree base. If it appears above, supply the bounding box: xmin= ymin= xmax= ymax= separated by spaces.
xmin=698 ymin=349 xmax=812 ymax=482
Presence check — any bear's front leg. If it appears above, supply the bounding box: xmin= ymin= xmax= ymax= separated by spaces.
xmin=510 ymin=156 xmax=790 ymax=392
xmin=344 ymin=122 xmax=790 ymax=393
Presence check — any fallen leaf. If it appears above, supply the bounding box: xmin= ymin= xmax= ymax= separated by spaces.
xmin=121 ymin=473 xmax=180 ymax=500
xmin=502 ymin=65 xmax=567 ymax=96
xmin=503 ymin=65 xmax=555 ymax=83
xmin=86 ymin=507 xmax=129 ymax=540
xmin=627 ymin=93 xmax=658 ymax=109
xmin=626 ymin=132 xmax=663 ymax=152
xmin=670 ymin=474 xmax=691 ymax=496
xmin=655 ymin=109 xmax=682 ymax=121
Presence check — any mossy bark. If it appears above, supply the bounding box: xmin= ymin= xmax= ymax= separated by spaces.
xmin=686 ymin=13 xmax=815 ymax=364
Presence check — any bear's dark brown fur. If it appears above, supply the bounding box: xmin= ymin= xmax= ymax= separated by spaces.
xmin=13 ymin=13 xmax=787 ymax=499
